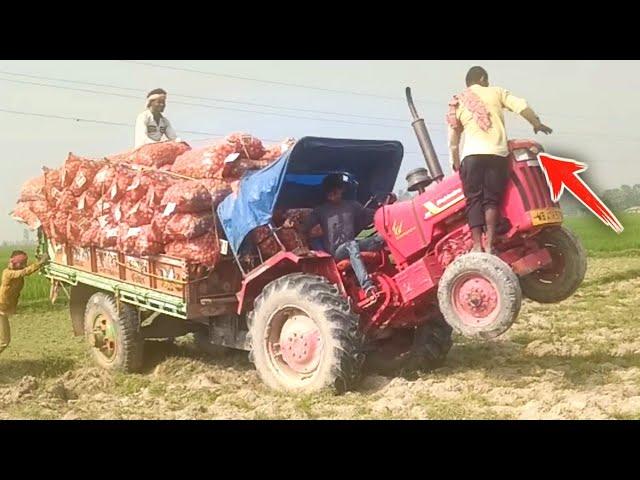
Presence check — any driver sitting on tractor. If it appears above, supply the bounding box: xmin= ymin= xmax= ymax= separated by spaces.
xmin=284 ymin=174 xmax=384 ymax=299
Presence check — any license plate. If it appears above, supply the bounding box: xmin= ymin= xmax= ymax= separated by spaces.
xmin=530 ymin=208 xmax=563 ymax=226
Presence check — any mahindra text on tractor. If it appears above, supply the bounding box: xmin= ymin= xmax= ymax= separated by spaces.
xmin=41 ymin=88 xmax=586 ymax=392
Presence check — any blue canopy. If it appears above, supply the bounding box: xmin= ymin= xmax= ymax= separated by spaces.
xmin=217 ymin=136 xmax=404 ymax=254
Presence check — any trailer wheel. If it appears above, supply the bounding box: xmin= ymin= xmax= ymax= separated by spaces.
xmin=520 ymin=226 xmax=587 ymax=303
xmin=365 ymin=315 xmax=453 ymax=375
xmin=247 ymin=273 xmax=364 ymax=393
xmin=84 ymin=292 xmax=143 ymax=372
xmin=438 ymin=252 xmax=522 ymax=340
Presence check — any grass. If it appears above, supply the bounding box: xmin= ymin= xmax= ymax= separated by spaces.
xmin=564 ymin=213 xmax=640 ymax=255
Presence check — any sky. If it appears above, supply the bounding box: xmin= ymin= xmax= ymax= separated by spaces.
xmin=1 ymin=60 xmax=639 ymax=242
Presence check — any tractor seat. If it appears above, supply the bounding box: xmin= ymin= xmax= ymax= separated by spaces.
xmin=336 ymin=251 xmax=383 ymax=272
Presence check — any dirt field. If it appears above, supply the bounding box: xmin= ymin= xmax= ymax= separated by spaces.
xmin=1 ymin=254 xmax=639 ymax=420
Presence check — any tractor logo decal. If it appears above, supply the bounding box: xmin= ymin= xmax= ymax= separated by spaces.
xmin=392 ymin=220 xmax=403 ymax=236
xmin=391 ymin=220 xmax=416 ymax=240
xmin=424 ymin=188 xmax=465 ymax=219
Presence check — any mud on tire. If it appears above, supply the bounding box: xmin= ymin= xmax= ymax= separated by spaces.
xmin=520 ymin=226 xmax=587 ymax=303
xmin=84 ymin=292 xmax=143 ymax=372
xmin=438 ymin=252 xmax=522 ymax=340
xmin=247 ymin=273 xmax=364 ymax=393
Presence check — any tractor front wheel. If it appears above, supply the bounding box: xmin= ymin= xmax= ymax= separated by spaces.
xmin=247 ymin=273 xmax=364 ymax=393
xmin=438 ymin=252 xmax=522 ymax=340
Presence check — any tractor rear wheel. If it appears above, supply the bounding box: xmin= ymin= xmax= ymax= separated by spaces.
xmin=520 ymin=226 xmax=587 ymax=303
xmin=438 ymin=252 xmax=522 ymax=340
xmin=84 ymin=292 xmax=143 ymax=372
xmin=247 ymin=273 xmax=364 ymax=393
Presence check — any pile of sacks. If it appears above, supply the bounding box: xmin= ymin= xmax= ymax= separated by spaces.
xmin=13 ymin=134 xmax=295 ymax=267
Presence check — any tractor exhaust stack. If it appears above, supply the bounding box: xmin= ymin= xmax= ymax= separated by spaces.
xmin=405 ymin=87 xmax=444 ymax=182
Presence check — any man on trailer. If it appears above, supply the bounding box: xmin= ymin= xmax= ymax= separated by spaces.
xmin=134 ymin=88 xmax=178 ymax=148
xmin=447 ymin=66 xmax=554 ymax=254
xmin=0 ymin=251 xmax=49 ymax=356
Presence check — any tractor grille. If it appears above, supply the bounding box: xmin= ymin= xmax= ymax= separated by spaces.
xmin=511 ymin=165 xmax=556 ymax=210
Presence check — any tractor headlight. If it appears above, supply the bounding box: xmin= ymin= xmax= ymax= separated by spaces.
xmin=513 ymin=148 xmax=535 ymax=161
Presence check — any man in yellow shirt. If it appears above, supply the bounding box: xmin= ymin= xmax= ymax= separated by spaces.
xmin=0 ymin=251 xmax=49 ymax=356
xmin=447 ymin=66 xmax=553 ymax=253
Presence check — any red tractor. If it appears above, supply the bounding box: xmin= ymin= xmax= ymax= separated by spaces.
xmin=216 ymin=88 xmax=586 ymax=392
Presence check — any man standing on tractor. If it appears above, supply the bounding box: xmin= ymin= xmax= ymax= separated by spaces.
xmin=135 ymin=88 xmax=179 ymax=148
xmin=285 ymin=174 xmax=383 ymax=298
xmin=447 ymin=66 xmax=553 ymax=254
xmin=0 ymin=251 xmax=49 ymax=357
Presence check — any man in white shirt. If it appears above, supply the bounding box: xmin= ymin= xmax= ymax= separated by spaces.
xmin=135 ymin=88 xmax=178 ymax=148
xmin=447 ymin=66 xmax=553 ymax=254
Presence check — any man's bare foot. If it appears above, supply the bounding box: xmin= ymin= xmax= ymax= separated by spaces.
xmin=471 ymin=245 xmax=483 ymax=253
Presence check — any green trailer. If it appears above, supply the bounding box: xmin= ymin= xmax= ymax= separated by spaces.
xmin=39 ymin=230 xmax=246 ymax=371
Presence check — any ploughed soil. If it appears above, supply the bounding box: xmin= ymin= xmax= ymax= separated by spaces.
xmin=2 ymin=256 xmax=640 ymax=419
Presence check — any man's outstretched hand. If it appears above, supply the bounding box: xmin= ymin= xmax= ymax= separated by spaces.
xmin=534 ymin=123 xmax=553 ymax=135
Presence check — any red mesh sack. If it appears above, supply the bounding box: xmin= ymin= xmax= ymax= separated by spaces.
xmin=252 ymin=226 xmax=281 ymax=259
xmin=106 ymin=149 xmax=136 ymax=164
xmin=133 ymin=224 xmax=164 ymax=256
xmin=117 ymin=224 xmax=138 ymax=254
xmin=161 ymin=180 xmax=212 ymax=213
xmin=61 ymin=153 xmax=97 ymax=188
xmin=210 ymin=188 xmax=232 ymax=209
xmin=133 ymin=141 xmax=190 ymax=168
xmin=69 ymin=159 xmax=100 ymax=196
xmin=120 ymin=172 xmax=150 ymax=204
xmin=171 ymin=142 xmax=236 ymax=179
xmin=90 ymin=165 xmax=116 ymax=196
xmin=93 ymin=196 xmax=115 ymax=217
xmin=80 ymin=221 xmax=101 ymax=247
xmin=43 ymin=167 xmax=62 ymax=205
xmin=66 ymin=215 xmax=92 ymax=246
xmin=48 ymin=211 xmax=69 ymax=244
xmin=19 ymin=176 xmax=45 ymax=202
xmin=76 ymin=190 xmax=100 ymax=215
xmin=96 ymin=217 xmax=121 ymax=248
xmin=222 ymin=158 xmax=269 ymax=180
xmin=225 ymin=132 xmax=265 ymax=160
xmin=117 ymin=200 xmax=155 ymax=228
xmin=279 ymin=228 xmax=307 ymax=251
xmin=55 ymin=190 xmax=77 ymax=213
xmin=10 ymin=203 xmax=42 ymax=230
xmin=145 ymin=173 xmax=177 ymax=206
xmin=260 ymin=138 xmax=295 ymax=163
xmin=164 ymin=212 xmax=215 ymax=242
xmin=165 ymin=232 xmax=220 ymax=267
xmin=29 ymin=199 xmax=49 ymax=218
xmin=106 ymin=166 xmax=135 ymax=203
xmin=151 ymin=212 xmax=171 ymax=234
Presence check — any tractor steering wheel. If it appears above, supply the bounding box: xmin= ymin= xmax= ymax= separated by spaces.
xmin=364 ymin=192 xmax=398 ymax=209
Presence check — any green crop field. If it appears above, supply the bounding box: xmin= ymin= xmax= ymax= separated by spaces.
xmin=1 ymin=214 xmax=639 ymax=419
xmin=563 ymin=213 xmax=640 ymax=255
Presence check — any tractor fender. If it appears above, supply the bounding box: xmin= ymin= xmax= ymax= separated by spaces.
xmin=236 ymin=251 xmax=345 ymax=315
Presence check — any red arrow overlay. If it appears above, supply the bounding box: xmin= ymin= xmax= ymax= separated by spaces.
xmin=537 ymin=153 xmax=624 ymax=234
